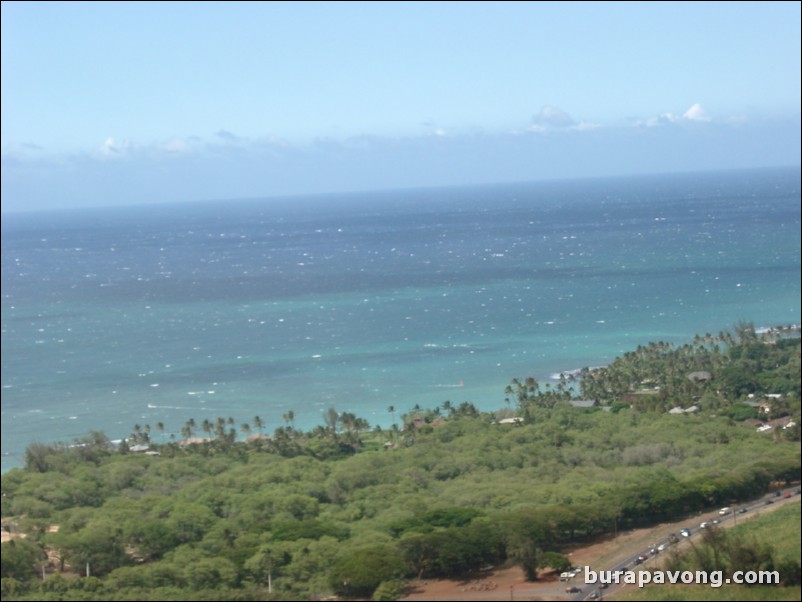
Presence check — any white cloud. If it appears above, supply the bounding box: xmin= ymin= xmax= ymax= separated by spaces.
xmin=533 ymin=105 xmax=575 ymax=127
xmin=527 ymin=124 xmax=548 ymax=134
xmin=163 ymin=138 xmax=193 ymax=154
xmin=683 ymin=103 xmax=711 ymax=122
xmin=570 ymin=120 xmax=601 ymax=132
xmin=0 ymin=141 xmax=45 ymax=160
xmin=635 ymin=104 xmax=712 ymax=127
xmin=215 ymin=129 xmax=245 ymax=142
xmin=99 ymin=137 xmax=133 ymax=157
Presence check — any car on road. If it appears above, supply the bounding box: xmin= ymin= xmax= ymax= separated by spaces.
xmin=719 ymin=507 xmax=731 ymax=515
xmin=680 ymin=528 xmax=691 ymax=537
xmin=700 ymin=521 xmax=710 ymax=529
xmin=738 ymin=507 xmax=748 ymax=514
xmin=565 ymin=586 xmax=581 ymax=593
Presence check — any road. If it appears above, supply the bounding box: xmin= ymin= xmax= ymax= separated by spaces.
xmin=571 ymin=487 xmax=801 ymax=601
xmin=402 ymin=487 xmax=800 ymax=601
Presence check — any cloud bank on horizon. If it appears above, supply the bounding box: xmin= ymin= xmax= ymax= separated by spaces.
xmin=1 ymin=2 xmax=800 ymax=212
xmin=3 ymin=102 xmax=798 ymax=212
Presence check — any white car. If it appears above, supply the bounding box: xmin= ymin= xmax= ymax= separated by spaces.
xmin=719 ymin=507 xmax=731 ymax=515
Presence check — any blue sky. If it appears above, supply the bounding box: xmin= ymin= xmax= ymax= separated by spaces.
xmin=2 ymin=1 xmax=800 ymax=211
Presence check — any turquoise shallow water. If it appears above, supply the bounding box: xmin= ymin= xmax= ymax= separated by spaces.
xmin=2 ymin=167 xmax=800 ymax=471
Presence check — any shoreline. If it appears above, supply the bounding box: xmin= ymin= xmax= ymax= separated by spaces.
xmin=4 ymin=322 xmax=800 ymax=473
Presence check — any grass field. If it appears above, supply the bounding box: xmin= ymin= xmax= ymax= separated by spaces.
xmin=615 ymin=584 xmax=801 ymax=601
xmin=725 ymin=500 xmax=800 ymax=563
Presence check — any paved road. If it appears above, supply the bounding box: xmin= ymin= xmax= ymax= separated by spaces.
xmin=565 ymin=487 xmax=801 ymax=601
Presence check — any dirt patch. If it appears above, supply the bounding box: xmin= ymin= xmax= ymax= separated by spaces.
xmin=1 ymin=530 xmax=26 ymax=543
xmin=403 ymin=566 xmax=565 ymax=601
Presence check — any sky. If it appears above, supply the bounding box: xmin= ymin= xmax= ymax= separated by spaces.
xmin=1 ymin=1 xmax=800 ymax=212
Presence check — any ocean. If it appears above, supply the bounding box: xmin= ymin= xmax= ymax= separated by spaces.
xmin=2 ymin=167 xmax=800 ymax=471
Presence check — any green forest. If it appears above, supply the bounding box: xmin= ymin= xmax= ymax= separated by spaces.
xmin=1 ymin=323 xmax=800 ymax=601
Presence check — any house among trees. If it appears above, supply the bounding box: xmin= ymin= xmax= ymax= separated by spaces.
xmin=568 ymin=400 xmax=597 ymax=409
xmin=668 ymin=405 xmax=700 ymax=415
xmin=686 ymin=371 xmax=712 ymax=383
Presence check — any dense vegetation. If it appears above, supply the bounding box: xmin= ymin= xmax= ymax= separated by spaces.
xmin=1 ymin=324 xmax=800 ymax=601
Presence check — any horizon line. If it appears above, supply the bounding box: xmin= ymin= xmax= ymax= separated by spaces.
xmin=2 ymin=163 xmax=799 ymax=217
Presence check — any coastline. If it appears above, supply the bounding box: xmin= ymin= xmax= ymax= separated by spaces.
xmin=3 ymin=171 xmax=800 ymax=473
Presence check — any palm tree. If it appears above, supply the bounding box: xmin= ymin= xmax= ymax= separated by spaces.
xmin=325 ymin=407 xmax=339 ymax=436
xmin=215 ymin=417 xmax=227 ymax=439
xmin=132 ymin=423 xmax=142 ymax=444
xmin=253 ymin=415 xmax=265 ymax=436
xmin=282 ymin=410 xmax=296 ymax=433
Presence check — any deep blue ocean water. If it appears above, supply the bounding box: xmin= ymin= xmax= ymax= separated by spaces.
xmin=2 ymin=167 xmax=800 ymax=471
